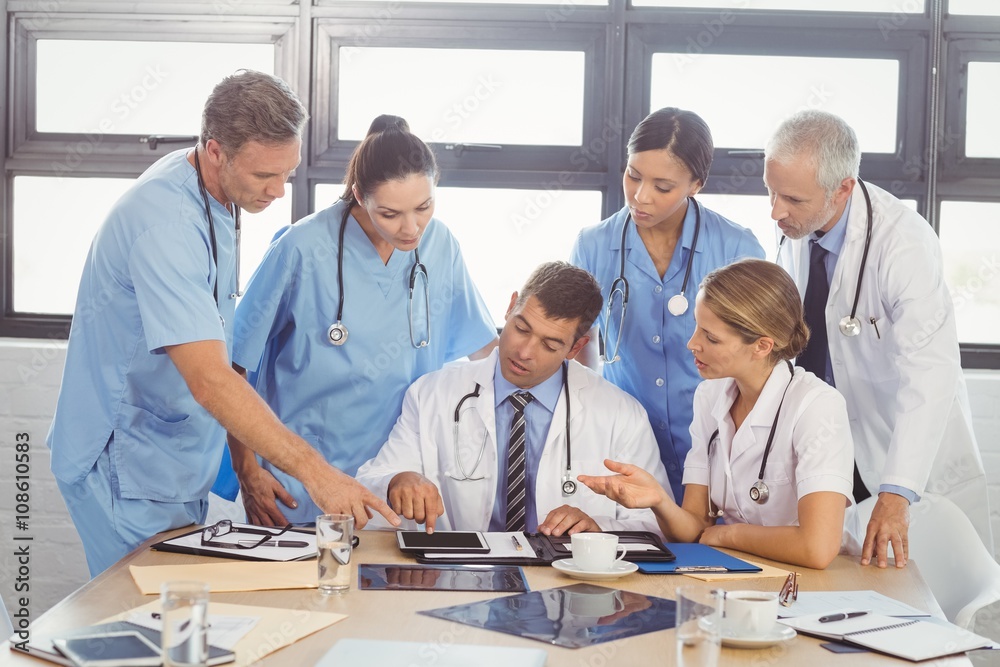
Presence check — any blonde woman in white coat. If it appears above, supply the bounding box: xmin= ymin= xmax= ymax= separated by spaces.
xmin=580 ymin=259 xmax=854 ymax=569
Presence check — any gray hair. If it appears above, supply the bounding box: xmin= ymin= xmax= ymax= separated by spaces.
xmin=200 ymin=70 xmax=308 ymax=156
xmin=765 ymin=110 xmax=861 ymax=196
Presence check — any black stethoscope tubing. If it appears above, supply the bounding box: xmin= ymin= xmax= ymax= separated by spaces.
xmin=776 ymin=179 xmax=873 ymax=338
xmin=707 ymin=360 xmax=795 ymax=512
xmin=843 ymin=179 xmax=874 ymax=335
xmin=329 ymin=203 xmax=427 ymax=347
xmin=193 ymin=148 xmax=241 ymax=318
xmin=454 ymin=362 xmax=576 ymax=496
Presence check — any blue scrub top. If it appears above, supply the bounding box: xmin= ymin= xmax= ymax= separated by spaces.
xmin=570 ymin=201 xmax=764 ymax=500
xmin=47 ymin=149 xmax=237 ymax=503
xmin=231 ymin=199 xmax=496 ymax=523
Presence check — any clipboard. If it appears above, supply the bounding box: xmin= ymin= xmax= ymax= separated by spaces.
xmin=634 ymin=542 xmax=761 ymax=574
xmin=151 ymin=524 xmax=317 ymax=562
xmin=412 ymin=531 xmax=674 ymax=565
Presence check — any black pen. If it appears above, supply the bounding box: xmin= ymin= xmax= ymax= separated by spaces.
xmin=238 ymin=539 xmax=309 ymax=548
xmin=819 ymin=611 xmax=869 ymax=623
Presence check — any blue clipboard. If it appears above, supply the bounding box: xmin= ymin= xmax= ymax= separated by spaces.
xmin=636 ymin=543 xmax=762 ymax=574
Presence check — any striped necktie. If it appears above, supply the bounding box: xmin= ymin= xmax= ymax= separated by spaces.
xmin=505 ymin=391 xmax=535 ymax=532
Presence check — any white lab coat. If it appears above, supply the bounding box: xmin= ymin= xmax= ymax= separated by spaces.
xmin=683 ymin=364 xmax=854 ymax=527
xmin=777 ymin=180 xmax=993 ymax=550
xmin=356 ymin=349 xmax=670 ymax=534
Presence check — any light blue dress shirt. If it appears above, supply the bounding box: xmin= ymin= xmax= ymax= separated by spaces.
xmin=571 ymin=201 xmax=765 ymax=500
xmin=810 ymin=198 xmax=917 ymax=504
xmin=229 ymin=199 xmax=497 ymax=523
xmin=489 ymin=360 xmax=564 ymax=532
xmin=48 ymin=149 xmax=237 ymax=503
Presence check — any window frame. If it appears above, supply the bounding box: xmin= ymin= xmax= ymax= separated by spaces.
xmin=2 ymin=0 xmax=997 ymax=367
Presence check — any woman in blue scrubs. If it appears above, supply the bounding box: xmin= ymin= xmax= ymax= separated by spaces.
xmin=228 ymin=115 xmax=498 ymax=525
xmin=570 ymin=108 xmax=764 ymax=501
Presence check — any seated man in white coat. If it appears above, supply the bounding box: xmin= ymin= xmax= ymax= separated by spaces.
xmin=356 ymin=261 xmax=670 ymax=536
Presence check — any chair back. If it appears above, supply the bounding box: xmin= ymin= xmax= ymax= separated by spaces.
xmin=908 ymin=494 xmax=1000 ymax=629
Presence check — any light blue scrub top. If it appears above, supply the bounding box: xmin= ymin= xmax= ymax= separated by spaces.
xmin=47 ymin=149 xmax=237 ymax=503
xmin=488 ymin=360 xmax=562 ymax=533
xmin=570 ymin=201 xmax=765 ymax=500
xmin=231 ymin=199 xmax=496 ymax=524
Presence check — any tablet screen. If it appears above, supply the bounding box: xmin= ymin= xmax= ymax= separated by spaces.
xmin=55 ymin=632 xmax=161 ymax=666
xmin=397 ymin=531 xmax=489 ymax=551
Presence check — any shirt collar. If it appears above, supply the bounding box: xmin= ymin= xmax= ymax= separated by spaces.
xmin=813 ymin=197 xmax=851 ymax=256
xmin=493 ymin=358 xmax=564 ymax=414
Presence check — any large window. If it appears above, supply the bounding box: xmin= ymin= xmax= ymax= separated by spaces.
xmin=2 ymin=1 xmax=998 ymax=367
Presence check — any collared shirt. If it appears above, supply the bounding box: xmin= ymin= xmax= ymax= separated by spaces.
xmin=47 ymin=149 xmax=236 ymax=505
xmin=571 ymin=201 xmax=765 ymax=500
xmin=683 ymin=363 xmax=854 ymax=526
xmin=228 ymin=199 xmax=497 ymax=523
xmin=489 ymin=360 xmax=564 ymax=532
xmin=814 ymin=197 xmax=851 ymax=282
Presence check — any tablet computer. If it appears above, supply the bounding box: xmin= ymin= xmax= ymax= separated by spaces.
xmin=53 ymin=631 xmax=161 ymax=667
xmin=396 ymin=530 xmax=490 ymax=553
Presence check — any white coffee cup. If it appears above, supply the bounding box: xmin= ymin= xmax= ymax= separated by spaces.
xmin=571 ymin=533 xmax=627 ymax=572
xmin=723 ymin=590 xmax=778 ymax=638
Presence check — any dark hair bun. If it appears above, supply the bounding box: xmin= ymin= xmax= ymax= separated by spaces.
xmin=367 ymin=114 xmax=410 ymax=136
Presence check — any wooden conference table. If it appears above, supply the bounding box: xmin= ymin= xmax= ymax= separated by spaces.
xmin=4 ymin=529 xmax=973 ymax=667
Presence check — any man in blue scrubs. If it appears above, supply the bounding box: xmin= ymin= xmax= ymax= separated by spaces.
xmin=47 ymin=71 xmax=398 ymax=577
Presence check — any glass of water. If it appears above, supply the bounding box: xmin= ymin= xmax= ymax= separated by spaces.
xmin=160 ymin=580 xmax=209 ymax=667
xmin=316 ymin=513 xmax=355 ymax=594
xmin=675 ymin=585 xmax=722 ymax=667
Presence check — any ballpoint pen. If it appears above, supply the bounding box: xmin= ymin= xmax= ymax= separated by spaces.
xmin=511 ymin=535 xmax=524 ymax=551
xmin=818 ymin=611 xmax=869 ymax=623
xmin=238 ymin=539 xmax=310 ymax=548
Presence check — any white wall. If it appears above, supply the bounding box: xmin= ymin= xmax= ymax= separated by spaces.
xmin=2 ymin=340 xmax=1000 ymax=641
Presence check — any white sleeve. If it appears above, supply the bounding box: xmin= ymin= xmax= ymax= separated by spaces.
xmin=682 ymin=383 xmax=717 ymax=487
xmin=597 ymin=397 xmax=671 ymax=536
xmin=791 ymin=385 xmax=855 ymax=501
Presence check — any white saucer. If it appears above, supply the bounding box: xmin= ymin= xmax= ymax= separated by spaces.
xmin=719 ymin=624 xmax=796 ymax=649
xmin=551 ymin=558 xmax=639 ymax=580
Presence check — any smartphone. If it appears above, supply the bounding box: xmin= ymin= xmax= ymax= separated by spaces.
xmin=396 ymin=530 xmax=490 ymax=553
xmin=53 ymin=631 xmax=161 ymax=667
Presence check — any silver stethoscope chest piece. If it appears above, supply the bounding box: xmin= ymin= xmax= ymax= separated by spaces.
xmin=328 ymin=322 xmax=348 ymax=345
xmin=839 ymin=315 xmax=862 ymax=337
xmin=562 ymin=477 xmax=578 ymax=497
xmin=667 ymin=293 xmax=689 ymax=316
xmin=749 ymin=480 xmax=769 ymax=504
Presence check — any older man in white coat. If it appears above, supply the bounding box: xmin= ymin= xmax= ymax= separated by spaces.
xmin=764 ymin=110 xmax=991 ymax=568
xmin=356 ymin=262 xmax=670 ymax=536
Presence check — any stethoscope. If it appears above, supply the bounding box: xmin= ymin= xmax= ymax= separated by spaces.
xmin=777 ymin=178 xmax=874 ymax=338
xmin=326 ymin=203 xmax=430 ymax=348
xmin=602 ymin=198 xmax=702 ymax=364
xmin=193 ymin=148 xmax=242 ymax=327
xmin=705 ymin=361 xmax=795 ymax=517
xmin=450 ymin=362 xmax=577 ymax=497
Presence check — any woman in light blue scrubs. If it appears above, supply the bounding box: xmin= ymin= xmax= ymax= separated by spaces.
xmin=570 ymin=108 xmax=765 ymax=501
xmin=227 ymin=116 xmax=498 ymax=525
